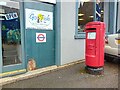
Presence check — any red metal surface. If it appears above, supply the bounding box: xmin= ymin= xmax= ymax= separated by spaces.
xmin=85 ymin=21 xmax=105 ymax=67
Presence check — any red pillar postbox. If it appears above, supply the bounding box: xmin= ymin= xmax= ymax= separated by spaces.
xmin=84 ymin=21 xmax=105 ymax=75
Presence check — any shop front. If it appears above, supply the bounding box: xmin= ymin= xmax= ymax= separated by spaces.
xmin=1 ymin=0 xmax=118 ymax=77
xmin=0 ymin=0 xmax=57 ymax=77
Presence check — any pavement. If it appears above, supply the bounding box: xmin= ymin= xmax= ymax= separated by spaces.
xmin=1 ymin=61 xmax=119 ymax=88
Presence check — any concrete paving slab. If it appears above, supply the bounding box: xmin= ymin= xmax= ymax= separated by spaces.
xmin=0 ymin=60 xmax=84 ymax=86
xmin=2 ymin=61 xmax=118 ymax=88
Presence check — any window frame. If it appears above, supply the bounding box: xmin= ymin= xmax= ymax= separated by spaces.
xmin=75 ymin=1 xmax=119 ymax=38
xmin=108 ymin=1 xmax=118 ymax=34
xmin=116 ymin=1 xmax=120 ymax=32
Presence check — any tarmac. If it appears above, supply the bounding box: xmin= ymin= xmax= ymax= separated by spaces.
xmin=1 ymin=60 xmax=119 ymax=88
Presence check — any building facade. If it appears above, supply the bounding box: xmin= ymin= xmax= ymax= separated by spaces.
xmin=0 ymin=0 xmax=119 ymax=77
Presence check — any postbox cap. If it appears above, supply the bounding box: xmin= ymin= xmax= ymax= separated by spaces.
xmin=84 ymin=21 xmax=105 ymax=32
xmin=85 ymin=21 xmax=105 ymax=26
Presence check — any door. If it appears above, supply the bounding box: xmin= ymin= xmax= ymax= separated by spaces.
xmin=24 ymin=1 xmax=55 ymax=68
xmin=0 ymin=1 xmax=25 ymax=75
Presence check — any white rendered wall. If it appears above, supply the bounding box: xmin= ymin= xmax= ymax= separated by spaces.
xmin=60 ymin=2 xmax=85 ymax=65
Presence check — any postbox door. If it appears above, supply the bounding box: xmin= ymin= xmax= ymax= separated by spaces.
xmin=86 ymin=31 xmax=98 ymax=66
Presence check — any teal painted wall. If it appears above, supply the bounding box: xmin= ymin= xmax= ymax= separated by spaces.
xmin=23 ymin=1 xmax=55 ymax=68
xmin=55 ymin=1 xmax=61 ymax=66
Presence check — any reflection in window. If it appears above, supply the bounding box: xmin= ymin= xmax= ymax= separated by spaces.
xmin=98 ymin=2 xmax=104 ymax=22
xmin=78 ymin=2 xmax=94 ymax=32
xmin=1 ymin=1 xmax=22 ymax=66
xmin=78 ymin=1 xmax=104 ymax=32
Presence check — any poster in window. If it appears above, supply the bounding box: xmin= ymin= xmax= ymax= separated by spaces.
xmin=25 ymin=9 xmax=53 ymax=30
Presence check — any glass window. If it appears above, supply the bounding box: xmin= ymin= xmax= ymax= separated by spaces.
xmin=75 ymin=1 xmax=104 ymax=39
xmin=0 ymin=1 xmax=22 ymax=66
xmin=78 ymin=2 xmax=94 ymax=32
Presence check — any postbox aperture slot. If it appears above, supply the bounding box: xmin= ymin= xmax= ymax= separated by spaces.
xmin=86 ymin=28 xmax=96 ymax=30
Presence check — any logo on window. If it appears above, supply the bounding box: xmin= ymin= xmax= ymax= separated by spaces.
xmin=25 ymin=9 xmax=53 ymax=30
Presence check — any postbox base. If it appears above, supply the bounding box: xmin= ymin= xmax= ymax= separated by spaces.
xmin=85 ymin=66 xmax=104 ymax=75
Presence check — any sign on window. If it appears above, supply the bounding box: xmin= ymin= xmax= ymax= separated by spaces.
xmin=5 ymin=12 xmax=18 ymax=20
xmin=25 ymin=9 xmax=53 ymax=30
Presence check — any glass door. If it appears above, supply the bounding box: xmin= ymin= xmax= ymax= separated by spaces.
xmin=0 ymin=1 xmax=25 ymax=75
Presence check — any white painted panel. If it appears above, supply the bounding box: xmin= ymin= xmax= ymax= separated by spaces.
xmin=60 ymin=2 xmax=85 ymax=65
xmin=0 ymin=0 xmax=19 ymax=9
